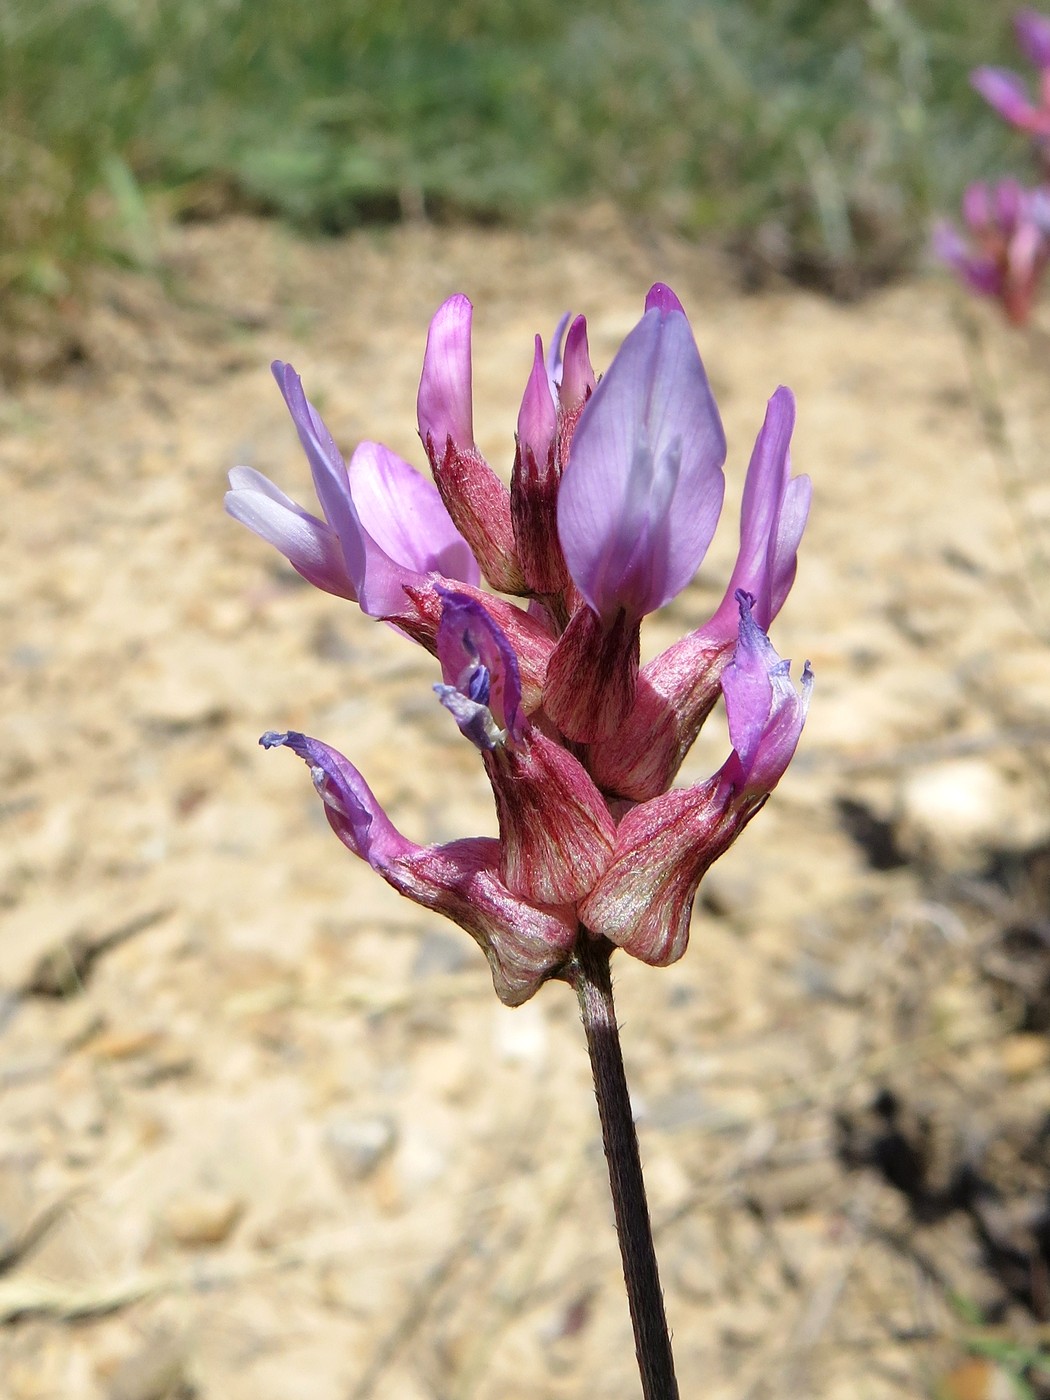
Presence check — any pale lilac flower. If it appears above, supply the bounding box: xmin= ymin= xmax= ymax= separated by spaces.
xmin=544 ymin=288 xmax=727 ymax=740
xmin=973 ymin=3 xmax=1050 ymax=140
xmin=590 ymin=387 xmax=810 ymax=800
xmin=556 ymin=292 xmax=726 ymax=623
xmin=972 ymin=65 xmax=1050 ymax=136
xmin=259 ymin=730 xmax=576 ymax=1005
xmin=580 ymin=594 xmax=812 ymax=966
xmin=1017 ymin=8 xmax=1050 ymax=69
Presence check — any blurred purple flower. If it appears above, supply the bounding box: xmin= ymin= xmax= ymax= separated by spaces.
xmin=1017 ymin=8 xmax=1050 ymax=69
xmin=934 ymin=178 xmax=1050 ymax=324
xmin=973 ymin=2 xmax=1050 ymax=140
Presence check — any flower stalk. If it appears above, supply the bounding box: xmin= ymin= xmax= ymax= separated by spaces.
xmin=568 ymin=936 xmax=680 ymax=1400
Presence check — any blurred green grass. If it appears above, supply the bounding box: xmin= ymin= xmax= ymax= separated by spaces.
xmin=0 ymin=0 xmax=1031 ymax=360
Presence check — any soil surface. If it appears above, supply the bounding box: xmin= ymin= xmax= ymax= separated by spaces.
xmin=4 ymin=211 xmax=1050 ymax=1400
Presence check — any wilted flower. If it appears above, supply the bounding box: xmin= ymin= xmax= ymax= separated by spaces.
xmin=934 ymin=179 xmax=1050 ymax=324
xmin=230 ymin=285 xmax=811 ymax=1003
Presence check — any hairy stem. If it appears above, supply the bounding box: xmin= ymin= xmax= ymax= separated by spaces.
xmin=569 ymin=935 xmax=679 ymax=1400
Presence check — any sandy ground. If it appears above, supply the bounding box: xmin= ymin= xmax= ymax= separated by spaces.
xmin=4 ymin=211 xmax=1050 ymax=1400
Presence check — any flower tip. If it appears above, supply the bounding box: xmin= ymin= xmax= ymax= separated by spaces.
xmin=644 ymin=282 xmax=687 ymax=316
xmin=418 ymin=295 xmax=475 ymax=453
xmin=259 ymin=729 xmax=314 ymax=761
xmin=546 ymin=311 xmax=572 ymax=386
xmin=270 ymin=359 xmax=300 ymax=395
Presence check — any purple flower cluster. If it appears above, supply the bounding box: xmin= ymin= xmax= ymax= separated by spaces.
xmin=936 ymin=8 xmax=1050 ymax=323
xmin=229 ymin=286 xmax=811 ymax=1005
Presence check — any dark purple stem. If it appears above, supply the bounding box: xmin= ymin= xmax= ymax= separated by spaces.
xmin=569 ymin=935 xmax=679 ymax=1400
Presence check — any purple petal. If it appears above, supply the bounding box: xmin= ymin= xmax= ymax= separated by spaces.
xmin=417 ymin=294 xmax=474 ymax=453
xmin=932 ymin=221 xmax=1001 ymax=297
xmin=259 ymin=730 xmax=412 ymax=866
xmin=932 ymin=219 xmax=969 ymax=269
xmin=558 ymin=306 xmax=727 ymax=619
xmin=271 ymin=362 xmax=357 ymax=551
xmin=545 ymin=311 xmax=572 ymax=394
xmin=993 ymin=177 xmax=1026 ymax=228
xmin=770 ymin=473 xmax=812 ymax=619
xmin=971 ymin=66 xmax=1038 ymax=126
xmin=721 ymin=592 xmax=811 ymax=792
xmin=559 ymin=315 xmax=596 ymax=412
xmin=434 ymin=685 xmax=505 ymax=751
xmin=516 ymin=336 xmax=557 ymax=468
xmin=718 ymin=386 xmax=799 ymax=629
xmin=347 ymin=440 xmax=480 ymax=587
xmin=1031 ymin=186 xmax=1050 ymax=234
xmin=435 ymin=589 xmax=523 ymax=742
xmin=961 ymin=181 xmax=992 ymax=233
xmin=1016 ymin=9 xmax=1050 ymax=70
xmin=226 ymin=467 xmax=356 ymax=599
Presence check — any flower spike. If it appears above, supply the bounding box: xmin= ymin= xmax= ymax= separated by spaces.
xmin=240 ymin=288 xmax=810 ymax=983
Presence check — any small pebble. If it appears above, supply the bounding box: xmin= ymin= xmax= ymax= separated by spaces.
xmin=324 ymin=1115 xmax=396 ymax=1183
xmin=1000 ymin=1033 xmax=1049 ymax=1080
xmin=163 ymin=1190 xmax=243 ymax=1246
